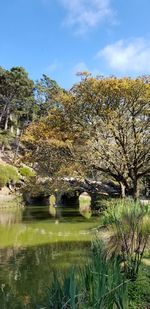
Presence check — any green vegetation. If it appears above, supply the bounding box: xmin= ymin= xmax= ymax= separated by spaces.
xmin=0 ymin=66 xmax=34 ymax=134
xmin=0 ymin=67 xmax=149 ymax=200
xmin=42 ymin=200 xmax=150 ymax=308
xmin=0 ymin=67 xmax=150 ymax=308
xmin=0 ymin=201 xmax=150 ymax=308
xmin=102 ymin=200 xmax=150 ymax=280
xmin=22 ymin=75 xmax=150 ymax=200
xmin=44 ymin=240 xmax=128 ymax=309
xmin=43 ymin=240 xmax=150 ymax=309
xmin=0 ymin=129 xmax=14 ymax=149
xmin=128 ymin=263 xmax=150 ymax=309
xmin=19 ymin=166 xmax=36 ymax=178
xmin=0 ymin=67 xmax=61 ymax=155
xmin=0 ymin=163 xmax=19 ymax=188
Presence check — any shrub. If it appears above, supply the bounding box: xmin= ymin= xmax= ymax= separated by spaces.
xmin=19 ymin=166 xmax=36 ymax=178
xmin=0 ymin=130 xmax=14 ymax=148
xmin=104 ymin=200 xmax=150 ymax=280
xmin=5 ymin=165 xmax=19 ymax=183
xmin=0 ymin=164 xmax=19 ymax=188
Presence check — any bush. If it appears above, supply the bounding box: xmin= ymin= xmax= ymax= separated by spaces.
xmin=0 ymin=130 xmax=14 ymax=148
xmin=92 ymin=197 xmax=121 ymax=214
xmin=0 ymin=164 xmax=19 ymax=188
xmin=103 ymin=200 xmax=150 ymax=280
xmin=6 ymin=165 xmax=19 ymax=183
xmin=19 ymin=166 xmax=36 ymax=178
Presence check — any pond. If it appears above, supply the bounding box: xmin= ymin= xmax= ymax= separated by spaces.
xmin=0 ymin=205 xmax=100 ymax=308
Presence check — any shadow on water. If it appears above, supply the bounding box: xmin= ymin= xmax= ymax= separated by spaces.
xmin=23 ymin=205 xmax=93 ymax=223
xmin=23 ymin=206 xmax=52 ymax=221
xmin=0 ymin=206 xmax=91 ymax=224
xmin=0 ymin=241 xmax=90 ymax=309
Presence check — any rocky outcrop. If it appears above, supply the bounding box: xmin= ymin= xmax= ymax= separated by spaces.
xmin=0 ymin=187 xmax=18 ymax=207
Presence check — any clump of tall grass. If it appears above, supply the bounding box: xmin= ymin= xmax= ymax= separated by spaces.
xmin=43 ymin=240 xmax=129 ymax=309
xmin=102 ymin=199 xmax=150 ymax=280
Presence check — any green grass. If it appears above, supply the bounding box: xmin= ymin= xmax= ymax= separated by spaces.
xmin=128 ymin=262 xmax=150 ymax=308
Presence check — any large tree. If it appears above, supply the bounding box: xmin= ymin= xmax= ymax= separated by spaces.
xmin=0 ymin=66 xmax=34 ymax=132
xmin=23 ymin=75 xmax=150 ymax=199
xmin=35 ymin=74 xmax=62 ymax=117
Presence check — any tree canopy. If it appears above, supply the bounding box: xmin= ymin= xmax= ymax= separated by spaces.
xmin=0 ymin=66 xmax=34 ymax=132
xmin=0 ymin=66 xmax=149 ymax=198
xmin=23 ymin=75 xmax=150 ymax=198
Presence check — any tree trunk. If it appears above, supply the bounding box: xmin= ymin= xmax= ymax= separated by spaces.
xmin=13 ymin=129 xmax=23 ymax=163
xmin=10 ymin=113 xmax=14 ymax=133
xmin=4 ymin=111 xmax=9 ymax=130
xmin=120 ymin=182 xmax=126 ymax=198
xmin=133 ymin=179 xmax=139 ymax=200
xmin=10 ymin=125 xmax=14 ymax=133
xmin=0 ymin=102 xmax=7 ymax=123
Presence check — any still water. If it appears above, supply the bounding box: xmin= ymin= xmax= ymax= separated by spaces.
xmin=0 ymin=206 xmax=99 ymax=308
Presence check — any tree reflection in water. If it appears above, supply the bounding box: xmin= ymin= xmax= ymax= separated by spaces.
xmin=0 ymin=241 xmax=90 ymax=309
xmin=0 ymin=204 xmax=98 ymax=308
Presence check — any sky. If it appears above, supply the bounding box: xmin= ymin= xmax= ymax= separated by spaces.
xmin=0 ymin=0 xmax=150 ymax=88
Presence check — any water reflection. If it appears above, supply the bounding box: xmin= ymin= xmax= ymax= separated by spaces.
xmin=23 ymin=206 xmax=52 ymax=221
xmin=0 ymin=206 xmax=80 ymax=225
xmin=0 ymin=199 xmax=93 ymax=226
xmin=0 ymin=205 xmax=98 ymax=308
xmin=0 ymin=242 xmax=90 ymax=309
xmin=0 ymin=209 xmax=22 ymax=225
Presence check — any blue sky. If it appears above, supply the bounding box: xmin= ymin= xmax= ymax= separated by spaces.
xmin=0 ymin=0 xmax=150 ymax=88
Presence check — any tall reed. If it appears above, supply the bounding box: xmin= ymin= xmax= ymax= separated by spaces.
xmin=44 ymin=240 xmax=129 ymax=309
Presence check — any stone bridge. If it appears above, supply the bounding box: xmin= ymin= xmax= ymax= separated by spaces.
xmin=24 ymin=178 xmax=119 ymax=210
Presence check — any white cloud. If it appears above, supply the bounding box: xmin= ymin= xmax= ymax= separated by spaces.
xmin=98 ymin=38 xmax=150 ymax=73
xmin=60 ymin=0 xmax=114 ymax=33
